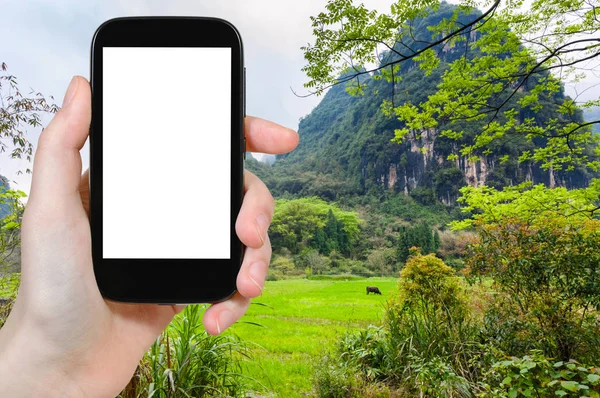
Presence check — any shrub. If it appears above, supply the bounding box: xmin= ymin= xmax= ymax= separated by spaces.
xmin=295 ymin=249 xmax=332 ymax=274
xmin=313 ymin=328 xmax=403 ymax=398
xmin=479 ymin=351 xmax=600 ymax=398
xmin=384 ymin=248 xmax=484 ymax=393
xmin=313 ymin=355 xmax=361 ymax=398
xmin=314 ymin=250 xmax=485 ymax=397
xmin=437 ymin=230 xmax=476 ymax=259
xmin=409 ymin=356 xmax=471 ymax=398
xmin=467 ymin=217 xmax=600 ymax=363
xmin=349 ymin=263 xmax=376 ymax=277
xmin=366 ymin=248 xmax=396 ymax=276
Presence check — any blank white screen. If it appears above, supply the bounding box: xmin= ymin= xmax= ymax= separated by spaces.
xmin=103 ymin=47 xmax=231 ymax=259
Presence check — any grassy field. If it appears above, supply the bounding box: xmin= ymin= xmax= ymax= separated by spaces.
xmin=226 ymin=277 xmax=398 ymax=397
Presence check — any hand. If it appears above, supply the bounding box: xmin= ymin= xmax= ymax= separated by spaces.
xmin=0 ymin=76 xmax=298 ymax=397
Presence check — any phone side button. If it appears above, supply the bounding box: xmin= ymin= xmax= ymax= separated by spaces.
xmin=243 ymin=67 xmax=246 ymax=117
xmin=244 ymin=137 xmax=247 ymax=160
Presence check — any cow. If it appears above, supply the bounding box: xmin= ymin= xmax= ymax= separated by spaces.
xmin=366 ymin=286 xmax=382 ymax=295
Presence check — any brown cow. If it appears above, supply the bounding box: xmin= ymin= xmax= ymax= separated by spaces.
xmin=366 ymin=286 xmax=382 ymax=295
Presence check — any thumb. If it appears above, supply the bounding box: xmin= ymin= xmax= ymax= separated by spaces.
xmin=28 ymin=76 xmax=91 ymax=210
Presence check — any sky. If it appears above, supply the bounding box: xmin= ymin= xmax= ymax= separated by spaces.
xmin=1 ymin=0 xmax=598 ymax=194
xmin=0 ymin=0 xmax=395 ymax=193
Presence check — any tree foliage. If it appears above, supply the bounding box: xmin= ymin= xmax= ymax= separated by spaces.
xmin=0 ymin=178 xmax=24 ymax=274
xmin=269 ymin=197 xmax=361 ymax=255
xmin=0 ymin=62 xmax=58 ymax=171
xmin=450 ymin=178 xmax=600 ymax=230
xmin=467 ymin=215 xmax=600 ymax=362
xmin=302 ymin=0 xmax=600 ymax=172
xmin=396 ymin=222 xmax=440 ymax=262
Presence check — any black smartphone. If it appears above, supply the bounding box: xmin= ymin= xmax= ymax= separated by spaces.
xmin=90 ymin=17 xmax=245 ymax=304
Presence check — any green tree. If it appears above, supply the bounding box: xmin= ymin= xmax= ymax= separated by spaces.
xmin=324 ymin=208 xmax=340 ymax=254
xmin=302 ymin=0 xmax=599 ymax=172
xmin=1 ymin=62 xmax=58 ymax=169
xmin=450 ymin=179 xmax=600 ymax=230
xmin=269 ymin=197 xmax=361 ymax=255
xmin=366 ymin=247 xmax=395 ymax=276
xmin=396 ymin=223 xmax=439 ymax=262
xmin=467 ymin=215 xmax=600 ymax=363
xmin=397 ymin=226 xmax=410 ymax=263
xmin=453 ymin=180 xmax=600 ymax=362
xmin=433 ymin=230 xmax=441 ymax=252
xmin=0 ymin=188 xmax=25 ymax=269
xmin=0 ymin=187 xmax=26 ymax=326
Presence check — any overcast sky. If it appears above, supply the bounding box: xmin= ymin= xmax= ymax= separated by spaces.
xmin=0 ymin=0 xmax=397 ymax=193
xmin=1 ymin=0 xmax=598 ymax=194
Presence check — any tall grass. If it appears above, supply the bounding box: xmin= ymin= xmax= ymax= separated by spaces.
xmin=120 ymin=305 xmax=255 ymax=398
xmin=314 ymin=251 xmax=487 ymax=397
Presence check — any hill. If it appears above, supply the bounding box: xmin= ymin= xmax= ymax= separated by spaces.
xmin=248 ymin=3 xmax=595 ymax=207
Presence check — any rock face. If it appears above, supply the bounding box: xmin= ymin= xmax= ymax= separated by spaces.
xmin=267 ymin=5 xmax=593 ymax=204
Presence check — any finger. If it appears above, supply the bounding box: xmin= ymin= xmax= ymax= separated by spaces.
xmin=236 ymin=234 xmax=272 ymax=298
xmin=236 ymin=170 xmax=274 ymax=249
xmin=203 ymin=293 xmax=250 ymax=335
xmin=28 ymin=76 xmax=90 ymax=209
xmin=245 ymin=116 xmax=299 ymax=154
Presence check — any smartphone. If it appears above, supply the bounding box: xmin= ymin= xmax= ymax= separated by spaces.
xmin=90 ymin=17 xmax=245 ymax=304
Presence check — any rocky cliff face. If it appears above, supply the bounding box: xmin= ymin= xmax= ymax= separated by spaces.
xmin=260 ymin=5 xmax=593 ymax=204
xmin=270 ymin=64 xmax=591 ymax=204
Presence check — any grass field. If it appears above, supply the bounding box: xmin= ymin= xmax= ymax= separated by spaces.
xmin=226 ymin=277 xmax=398 ymax=397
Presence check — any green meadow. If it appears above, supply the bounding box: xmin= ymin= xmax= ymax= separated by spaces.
xmin=226 ymin=277 xmax=398 ymax=397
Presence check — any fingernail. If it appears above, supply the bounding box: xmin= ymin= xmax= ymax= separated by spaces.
xmin=217 ymin=310 xmax=234 ymax=334
xmin=249 ymin=261 xmax=266 ymax=292
xmin=62 ymin=77 xmax=79 ymax=108
xmin=256 ymin=214 xmax=269 ymax=245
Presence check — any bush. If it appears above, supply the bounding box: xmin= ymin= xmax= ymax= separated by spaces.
xmin=266 ymin=269 xmax=281 ymax=281
xmin=349 ymin=263 xmax=376 ymax=277
xmin=479 ymin=351 xmax=600 ymax=398
xmin=366 ymin=247 xmax=396 ymax=275
xmin=295 ymin=249 xmax=332 ymax=274
xmin=409 ymin=356 xmax=471 ymax=398
xmin=437 ymin=230 xmax=476 ymax=259
xmin=384 ymin=248 xmax=483 ymax=393
xmin=313 ymin=355 xmax=361 ymax=398
xmin=313 ymin=327 xmax=404 ymax=398
xmin=468 ymin=217 xmax=600 ymax=363
xmin=269 ymin=254 xmax=302 ymax=279
xmin=314 ymin=250 xmax=485 ymax=397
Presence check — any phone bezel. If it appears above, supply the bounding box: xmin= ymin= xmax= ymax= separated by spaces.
xmin=90 ymin=17 xmax=244 ymax=304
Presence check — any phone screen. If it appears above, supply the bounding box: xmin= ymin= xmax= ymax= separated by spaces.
xmin=102 ymin=47 xmax=232 ymax=260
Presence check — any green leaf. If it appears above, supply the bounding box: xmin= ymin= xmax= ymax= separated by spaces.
xmin=560 ymin=381 xmax=579 ymax=392
xmin=2 ymin=221 xmax=19 ymax=230
xmin=588 ymin=374 xmax=600 ymax=383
